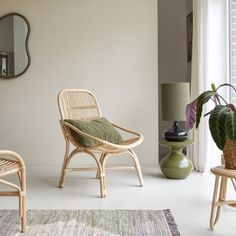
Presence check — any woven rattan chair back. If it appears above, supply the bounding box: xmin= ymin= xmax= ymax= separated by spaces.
xmin=58 ymin=89 xmax=101 ymax=121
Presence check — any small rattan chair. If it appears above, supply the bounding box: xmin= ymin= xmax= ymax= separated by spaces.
xmin=0 ymin=150 xmax=26 ymax=232
xmin=57 ymin=89 xmax=144 ymax=198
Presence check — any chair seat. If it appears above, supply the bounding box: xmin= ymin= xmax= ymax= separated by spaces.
xmin=0 ymin=158 xmax=20 ymax=177
xmin=89 ymin=137 xmax=141 ymax=153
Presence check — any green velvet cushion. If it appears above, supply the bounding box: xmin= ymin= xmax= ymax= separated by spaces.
xmin=64 ymin=117 xmax=122 ymax=147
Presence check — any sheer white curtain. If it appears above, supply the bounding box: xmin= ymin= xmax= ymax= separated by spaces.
xmin=191 ymin=0 xmax=229 ymax=172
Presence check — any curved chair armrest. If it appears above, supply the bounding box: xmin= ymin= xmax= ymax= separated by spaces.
xmin=111 ymin=123 xmax=144 ymax=140
xmin=63 ymin=121 xmax=143 ymax=150
xmin=0 ymin=150 xmax=25 ymax=168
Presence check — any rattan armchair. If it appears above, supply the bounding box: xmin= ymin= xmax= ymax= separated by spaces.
xmin=0 ymin=150 xmax=26 ymax=232
xmin=57 ymin=89 xmax=144 ymax=198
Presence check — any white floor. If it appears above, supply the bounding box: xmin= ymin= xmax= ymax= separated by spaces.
xmin=0 ymin=165 xmax=236 ymax=236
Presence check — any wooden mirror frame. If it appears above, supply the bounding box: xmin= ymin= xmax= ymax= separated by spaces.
xmin=0 ymin=12 xmax=31 ymax=79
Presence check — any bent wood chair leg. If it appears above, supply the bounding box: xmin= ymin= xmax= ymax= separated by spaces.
xmin=128 ymin=149 xmax=144 ymax=186
xmin=0 ymin=177 xmax=26 ymax=232
xmin=83 ymin=150 xmax=106 ymax=198
xmin=20 ymin=167 xmax=26 ymax=233
xmin=59 ymin=147 xmax=85 ymax=188
xmin=100 ymin=153 xmax=108 ymax=192
xmin=58 ymin=146 xmax=106 ymax=198
xmin=96 ymin=152 xmax=105 ymax=179
xmin=59 ymin=139 xmax=70 ymax=188
xmin=210 ymin=175 xmax=220 ymax=230
xmin=19 ymin=193 xmax=26 ymax=232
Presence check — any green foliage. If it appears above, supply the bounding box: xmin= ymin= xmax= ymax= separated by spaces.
xmin=209 ymin=105 xmax=228 ymax=150
xmin=211 ymin=83 xmax=217 ymax=91
xmin=196 ymin=91 xmax=216 ymax=128
xmin=186 ymin=83 xmax=236 ymax=151
xmin=225 ymin=110 xmax=236 ymax=140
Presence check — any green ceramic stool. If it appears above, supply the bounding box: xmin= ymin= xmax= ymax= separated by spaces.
xmin=160 ymin=140 xmax=193 ymax=179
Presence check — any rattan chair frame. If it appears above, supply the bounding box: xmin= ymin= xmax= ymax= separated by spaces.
xmin=57 ymin=89 xmax=144 ymax=198
xmin=0 ymin=150 xmax=26 ymax=232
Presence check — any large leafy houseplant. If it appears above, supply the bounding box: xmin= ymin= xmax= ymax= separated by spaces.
xmin=185 ymin=83 xmax=236 ymax=169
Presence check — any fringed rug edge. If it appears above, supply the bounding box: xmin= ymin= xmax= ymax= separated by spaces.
xmin=163 ymin=209 xmax=180 ymax=236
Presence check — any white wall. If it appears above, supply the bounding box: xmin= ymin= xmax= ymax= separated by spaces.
xmin=0 ymin=0 xmax=158 ymax=166
xmin=158 ymin=0 xmax=188 ymax=158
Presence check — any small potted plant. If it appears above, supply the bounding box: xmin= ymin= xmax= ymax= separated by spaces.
xmin=185 ymin=83 xmax=236 ymax=169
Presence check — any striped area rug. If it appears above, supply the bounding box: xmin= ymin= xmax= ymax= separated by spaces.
xmin=0 ymin=209 xmax=180 ymax=236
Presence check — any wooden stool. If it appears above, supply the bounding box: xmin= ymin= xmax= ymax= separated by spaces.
xmin=210 ymin=166 xmax=236 ymax=229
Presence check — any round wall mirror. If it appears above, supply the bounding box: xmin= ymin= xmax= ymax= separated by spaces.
xmin=0 ymin=13 xmax=30 ymax=79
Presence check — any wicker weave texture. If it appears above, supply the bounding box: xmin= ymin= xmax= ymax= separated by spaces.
xmin=58 ymin=89 xmax=101 ymax=121
xmin=223 ymin=140 xmax=236 ymax=169
xmin=0 ymin=158 xmax=19 ymax=177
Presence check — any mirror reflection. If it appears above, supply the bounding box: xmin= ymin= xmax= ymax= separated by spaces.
xmin=0 ymin=13 xmax=30 ymax=79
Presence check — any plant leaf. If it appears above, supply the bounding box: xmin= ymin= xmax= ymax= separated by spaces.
xmin=209 ymin=105 xmax=229 ymax=150
xmin=216 ymin=83 xmax=236 ymax=94
xmin=185 ymin=100 xmax=197 ymax=130
xmin=225 ymin=110 xmax=236 ymax=140
xmin=196 ymin=91 xmax=216 ymax=128
xmin=228 ymin=103 xmax=236 ymax=111
xmin=211 ymin=83 xmax=217 ymax=91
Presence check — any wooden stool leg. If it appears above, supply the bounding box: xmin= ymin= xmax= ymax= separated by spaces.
xmin=222 ymin=177 xmax=228 ymax=200
xmin=213 ymin=177 xmax=226 ymax=227
xmin=210 ymin=175 xmax=220 ymax=230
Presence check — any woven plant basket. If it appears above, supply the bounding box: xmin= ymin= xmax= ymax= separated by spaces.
xmin=223 ymin=140 xmax=236 ymax=169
